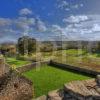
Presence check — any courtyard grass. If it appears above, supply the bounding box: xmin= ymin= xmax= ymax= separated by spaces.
xmin=6 ymin=57 xmax=30 ymax=67
xmin=23 ymin=64 xmax=91 ymax=97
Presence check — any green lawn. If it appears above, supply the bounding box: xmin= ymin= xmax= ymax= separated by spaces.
xmin=6 ymin=57 xmax=30 ymax=67
xmin=23 ymin=64 xmax=91 ymax=97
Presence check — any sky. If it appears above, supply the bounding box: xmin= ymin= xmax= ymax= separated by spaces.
xmin=0 ymin=0 xmax=100 ymax=43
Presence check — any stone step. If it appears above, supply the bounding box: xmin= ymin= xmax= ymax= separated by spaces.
xmin=47 ymin=90 xmax=63 ymax=100
xmin=35 ymin=95 xmax=47 ymax=100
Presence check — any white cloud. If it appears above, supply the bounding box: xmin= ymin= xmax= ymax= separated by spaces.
xmin=52 ymin=25 xmax=62 ymax=31
xmin=0 ymin=18 xmax=12 ymax=26
xmin=57 ymin=0 xmax=69 ymax=9
xmin=65 ymin=8 xmax=70 ymax=11
xmin=15 ymin=17 xmax=35 ymax=27
xmin=0 ymin=8 xmax=48 ymax=42
xmin=52 ymin=25 xmax=65 ymax=35
xmin=92 ymin=24 xmax=100 ymax=32
xmin=51 ymin=15 xmax=100 ymax=40
xmin=72 ymin=4 xmax=84 ymax=9
xmin=80 ymin=4 xmax=84 ymax=7
xmin=63 ymin=15 xmax=89 ymax=23
xmin=57 ymin=0 xmax=84 ymax=11
xmin=35 ymin=18 xmax=47 ymax=32
xmin=72 ymin=4 xmax=79 ymax=9
xmin=19 ymin=8 xmax=32 ymax=15
xmin=14 ymin=16 xmax=47 ymax=34
xmin=51 ymin=25 xmax=70 ymax=38
xmin=0 ymin=16 xmax=47 ymax=41
xmin=13 ymin=17 xmax=35 ymax=35
xmin=1 ymin=12 xmax=100 ymax=41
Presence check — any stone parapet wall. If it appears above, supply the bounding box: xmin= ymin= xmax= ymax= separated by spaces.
xmin=17 ymin=60 xmax=50 ymax=73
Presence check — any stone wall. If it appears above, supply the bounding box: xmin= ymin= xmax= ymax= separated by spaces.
xmin=0 ymin=58 xmax=34 ymax=100
xmin=0 ymin=71 xmax=33 ymax=100
xmin=17 ymin=60 xmax=50 ymax=73
xmin=50 ymin=60 xmax=100 ymax=76
xmin=36 ymin=78 xmax=100 ymax=100
xmin=0 ymin=58 xmax=10 ymax=77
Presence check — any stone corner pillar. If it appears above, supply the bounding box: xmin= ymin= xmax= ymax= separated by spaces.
xmin=0 ymin=57 xmax=6 ymax=77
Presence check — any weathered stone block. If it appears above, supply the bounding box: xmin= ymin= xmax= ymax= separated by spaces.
xmin=35 ymin=95 xmax=47 ymax=100
xmin=48 ymin=90 xmax=62 ymax=100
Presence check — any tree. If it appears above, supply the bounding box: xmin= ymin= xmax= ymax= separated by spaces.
xmin=40 ymin=41 xmax=54 ymax=52
xmin=97 ymin=41 xmax=100 ymax=53
xmin=17 ymin=36 xmax=36 ymax=55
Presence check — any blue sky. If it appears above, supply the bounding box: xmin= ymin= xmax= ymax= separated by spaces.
xmin=0 ymin=0 xmax=100 ymax=42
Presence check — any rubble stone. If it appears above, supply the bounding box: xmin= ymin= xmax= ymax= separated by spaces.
xmin=0 ymin=58 xmax=33 ymax=100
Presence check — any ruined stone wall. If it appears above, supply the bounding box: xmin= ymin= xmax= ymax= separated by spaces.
xmin=36 ymin=79 xmax=100 ymax=100
xmin=0 ymin=58 xmax=33 ymax=100
xmin=50 ymin=60 xmax=100 ymax=76
xmin=17 ymin=61 xmax=50 ymax=73
xmin=0 ymin=58 xmax=10 ymax=77
xmin=0 ymin=71 xmax=33 ymax=100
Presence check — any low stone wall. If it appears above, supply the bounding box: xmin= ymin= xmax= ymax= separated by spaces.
xmin=17 ymin=60 xmax=100 ymax=76
xmin=17 ymin=61 xmax=50 ymax=73
xmin=50 ymin=60 xmax=100 ymax=76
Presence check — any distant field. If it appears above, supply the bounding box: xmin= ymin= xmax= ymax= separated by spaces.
xmin=53 ymin=49 xmax=100 ymax=72
xmin=23 ymin=64 xmax=91 ymax=97
xmin=6 ymin=57 xmax=30 ymax=67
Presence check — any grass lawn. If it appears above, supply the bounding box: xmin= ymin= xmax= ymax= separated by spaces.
xmin=6 ymin=57 xmax=30 ymax=67
xmin=23 ymin=64 xmax=91 ymax=97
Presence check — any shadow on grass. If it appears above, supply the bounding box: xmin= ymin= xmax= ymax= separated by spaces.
xmin=49 ymin=63 xmax=95 ymax=78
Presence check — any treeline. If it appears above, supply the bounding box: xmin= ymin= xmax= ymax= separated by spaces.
xmin=17 ymin=36 xmax=100 ymax=55
xmin=0 ymin=43 xmax=16 ymax=56
xmin=0 ymin=36 xmax=100 ymax=56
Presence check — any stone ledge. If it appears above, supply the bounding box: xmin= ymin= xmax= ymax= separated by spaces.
xmin=48 ymin=90 xmax=63 ymax=100
xmin=35 ymin=95 xmax=47 ymax=100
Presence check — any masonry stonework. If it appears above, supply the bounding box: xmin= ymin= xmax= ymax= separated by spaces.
xmin=36 ymin=76 xmax=100 ymax=100
xmin=0 ymin=58 xmax=33 ymax=100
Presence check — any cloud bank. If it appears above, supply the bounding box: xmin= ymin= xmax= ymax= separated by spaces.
xmin=0 ymin=8 xmax=47 ymax=43
xmin=51 ymin=15 xmax=100 ymax=41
